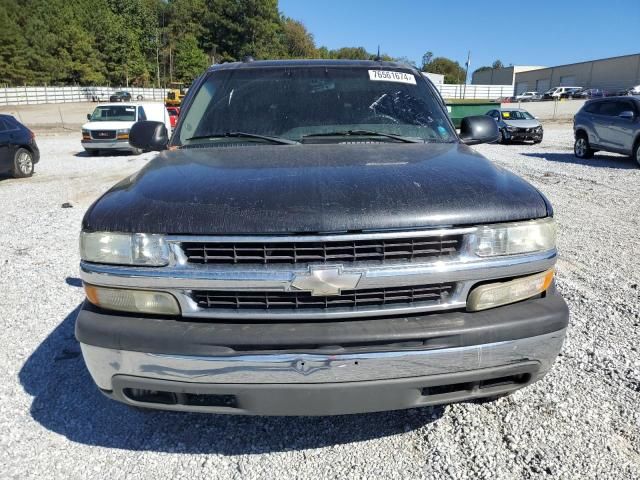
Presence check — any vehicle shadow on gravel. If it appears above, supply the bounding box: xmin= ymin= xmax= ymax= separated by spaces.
xmin=74 ymin=151 xmax=140 ymax=158
xmin=522 ymin=152 xmax=636 ymax=169
xmin=19 ymin=306 xmax=445 ymax=453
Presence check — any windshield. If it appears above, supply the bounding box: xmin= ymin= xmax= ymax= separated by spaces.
xmin=501 ymin=110 xmax=535 ymax=120
xmin=90 ymin=105 xmax=136 ymax=122
xmin=177 ymin=67 xmax=456 ymax=145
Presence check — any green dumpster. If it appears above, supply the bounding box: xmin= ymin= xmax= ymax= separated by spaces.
xmin=445 ymin=99 xmax=500 ymax=128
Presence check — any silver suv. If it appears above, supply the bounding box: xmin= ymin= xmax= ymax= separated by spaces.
xmin=574 ymin=97 xmax=640 ymax=166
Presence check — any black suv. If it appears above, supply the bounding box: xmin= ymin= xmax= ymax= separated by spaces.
xmin=109 ymin=91 xmax=132 ymax=102
xmin=76 ymin=60 xmax=568 ymax=415
xmin=0 ymin=114 xmax=40 ymax=178
xmin=573 ymin=97 xmax=640 ymax=166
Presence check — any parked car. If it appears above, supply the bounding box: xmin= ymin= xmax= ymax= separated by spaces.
xmin=76 ymin=59 xmax=568 ymax=416
xmin=486 ymin=108 xmax=543 ymax=144
xmin=559 ymin=87 xmax=583 ymax=99
xmin=0 ymin=114 xmax=40 ymax=178
xmin=542 ymin=86 xmax=581 ymax=100
xmin=628 ymin=85 xmax=640 ymax=96
xmin=574 ymin=96 xmax=640 ymax=166
xmin=109 ymin=91 xmax=132 ymax=102
xmin=574 ymin=88 xmax=605 ymax=99
xmin=514 ymin=91 xmax=542 ymax=102
xmin=166 ymin=106 xmax=180 ymax=128
xmin=81 ymin=102 xmax=172 ymax=155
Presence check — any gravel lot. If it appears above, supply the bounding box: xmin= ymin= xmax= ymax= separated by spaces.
xmin=1 ymin=125 xmax=639 ymax=479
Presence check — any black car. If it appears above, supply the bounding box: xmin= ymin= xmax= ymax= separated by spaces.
xmin=0 ymin=114 xmax=40 ymax=178
xmin=109 ymin=91 xmax=132 ymax=102
xmin=574 ymin=88 xmax=605 ymax=99
xmin=76 ymin=60 xmax=568 ymax=416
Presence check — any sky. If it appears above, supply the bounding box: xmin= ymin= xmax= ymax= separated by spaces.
xmin=279 ymin=0 xmax=639 ymax=73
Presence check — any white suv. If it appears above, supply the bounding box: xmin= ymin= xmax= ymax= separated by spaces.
xmin=543 ymin=87 xmax=581 ymax=100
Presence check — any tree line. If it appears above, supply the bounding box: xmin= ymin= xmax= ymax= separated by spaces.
xmin=0 ymin=0 xmax=471 ymax=87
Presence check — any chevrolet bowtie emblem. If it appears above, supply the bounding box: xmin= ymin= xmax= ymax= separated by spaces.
xmin=290 ymin=267 xmax=362 ymax=296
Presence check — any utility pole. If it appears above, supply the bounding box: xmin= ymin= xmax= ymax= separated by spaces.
xmin=463 ymin=51 xmax=471 ymax=99
xmin=156 ymin=29 xmax=161 ymax=88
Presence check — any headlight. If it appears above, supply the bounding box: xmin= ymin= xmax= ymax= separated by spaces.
xmin=84 ymin=284 xmax=180 ymax=315
xmin=116 ymin=128 xmax=130 ymax=139
xmin=80 ymin=232 xmax=170 ymax=266
xmin=467 ymin=269 xmax=554 ymax=311
xmin=505 ymin=126 xmax=517 ymax=132
xmin=82 ymin=129 xmax=90 ymax=139
xmin=475 ymin=218 xmax=556 ymax=257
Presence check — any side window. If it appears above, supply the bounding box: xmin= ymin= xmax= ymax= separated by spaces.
xmin=0 ymin=118 xmax=8 ymax=132
xmin=598 ymin=101 xmax=627 ymax=117
xmin=594 ymin=102 xmax=616 ymax=116
xmin=137 ymin=107 xmax=147 ymax=121
xmin=584 ymin=102 xmax=601 ymax=114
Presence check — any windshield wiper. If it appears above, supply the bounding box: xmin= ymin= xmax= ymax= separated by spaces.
xmin=185 ymin=132 xmax=299 ymax=145
xmin=302 ymin=130 xmax=423 ymax=143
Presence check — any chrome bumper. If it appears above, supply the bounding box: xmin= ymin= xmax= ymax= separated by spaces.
xmin=82 ymin=139 xmax=133 ymax=150
xmin=81 ymin=329 xmax=566 ymax=390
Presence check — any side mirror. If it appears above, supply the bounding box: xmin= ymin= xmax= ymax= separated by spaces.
xmin=459 ymin=115 xmax=499 ymax=145
xmin=619 ymin=111 xmax=635 ymax=120
xmin=129 ymin=121 xmax=168 ymax=151
xmin=86 ymin=113 xmax=91 ymax=120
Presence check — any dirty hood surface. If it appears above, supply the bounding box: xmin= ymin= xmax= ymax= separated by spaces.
xmin=83 ymin=143 xmax=550 ymax=234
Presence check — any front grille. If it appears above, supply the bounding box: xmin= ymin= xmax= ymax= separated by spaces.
xmin=182 ymin=235 xmax=462 ymax=265
xmin=192 ymin=283 xmax=455 ymax=311
xmin=91 ymin=130 xmax=116 ymax=140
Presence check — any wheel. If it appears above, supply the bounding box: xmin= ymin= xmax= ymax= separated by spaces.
xmin=632 ymin=140 xmax=640 ymax=168
xmin=533 ymin=138 xmax=542 ymax=144
xmin=85 ymin=149 xmax=99 ymax=156
xmin=12 ymin=148 xmax=34 ymax=178
xmin=497 ymin=129 xmax=508 ymax=144
xmin=574 ymin=134 xmax=594 ymax=159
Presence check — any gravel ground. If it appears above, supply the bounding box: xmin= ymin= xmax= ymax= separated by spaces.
xmin=1 ymin=126 xmax=639 ymax=479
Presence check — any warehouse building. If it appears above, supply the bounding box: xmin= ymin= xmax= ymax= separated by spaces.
xmin=473 ymin=53 xmax=640 ymax=95
xmin=471 ymin=65 xmax=545 ymax=87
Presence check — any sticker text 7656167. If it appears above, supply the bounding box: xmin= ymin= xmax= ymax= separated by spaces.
xmin=368 ymin=70 xmax=417 ymax=85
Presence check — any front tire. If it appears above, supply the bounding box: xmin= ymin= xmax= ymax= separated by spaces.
xmin=12 ymin=148 xmax=34 ymax=178
xmin=574 ymin=134 xmax=594 ymax=159
xmin=497 ymin=129 xmax=505 ymax=144
xmin=632 ymin=140 xmax=640 ymax=168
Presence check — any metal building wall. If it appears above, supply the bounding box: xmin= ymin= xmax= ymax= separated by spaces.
xmin=514 ymin=54 xmax=640 ymax=93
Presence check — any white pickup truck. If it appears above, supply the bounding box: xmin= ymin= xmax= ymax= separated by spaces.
xmin=81 ymin=102 xmax=171 ymax=155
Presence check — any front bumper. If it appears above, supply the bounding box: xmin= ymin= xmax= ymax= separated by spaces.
xmin=81 ymin=139 xmax=133 ymax=151
xmin=77 ymin=291 xmax=569 ymax=415
xmin=504 ymin=130 xmax=543 ymax=142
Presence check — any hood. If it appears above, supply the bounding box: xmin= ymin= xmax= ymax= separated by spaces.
xmin=503 ymin=119 xmax=541 ymax=129
xmin=83 ymin=143 xmax=550 ymax=234
xmin=82 ymin=120 xmax=135 ymax=130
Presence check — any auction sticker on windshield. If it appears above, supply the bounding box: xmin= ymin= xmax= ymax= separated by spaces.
xmin=368 ymin=70 xmax=416 ymax=85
